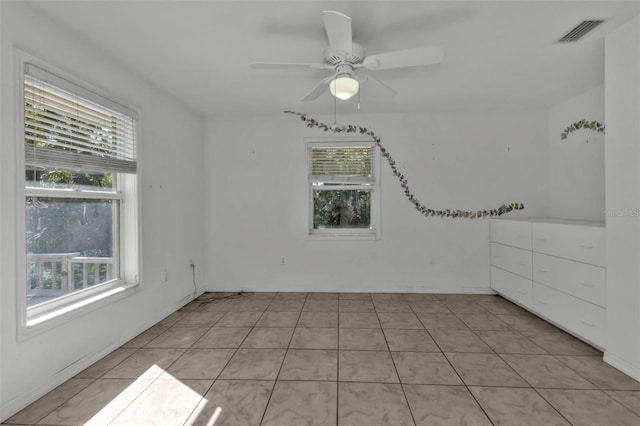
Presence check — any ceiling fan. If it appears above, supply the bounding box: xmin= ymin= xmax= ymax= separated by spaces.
xmin=251 ymin=10 xmax=444 ymax=101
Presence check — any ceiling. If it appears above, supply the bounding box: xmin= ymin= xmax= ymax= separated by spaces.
xmin=28 ymin=1 xmax=640 ymax=117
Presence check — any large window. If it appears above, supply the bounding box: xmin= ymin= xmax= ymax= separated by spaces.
xmin=22 ymin=62 xmax=138 ymax=324
xmin=308 ymin=139 xmax=379 ymax=238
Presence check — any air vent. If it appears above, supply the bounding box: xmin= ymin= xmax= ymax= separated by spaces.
xmin=558 ymin=20 xmax=605 ymax=42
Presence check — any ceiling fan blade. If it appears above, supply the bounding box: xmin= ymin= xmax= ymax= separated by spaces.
xmin=322 ymin=10 xmax=352 ymax=56
xmin=356 ymin=72 xmax=397 ymax=96
xmin=301 ymin=73 xmax=338 ymax=101
xmin=251 ymin=62 xmax=330 ymax=70
xmin=361 ymin=45 xmax=444 ymax=70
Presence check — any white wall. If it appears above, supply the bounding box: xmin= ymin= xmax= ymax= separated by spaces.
xmin=604 ymin=15 xmax=640 ymax=381
xmin=203 ymin=110 xmax=547 ymax=294
xmin=547 ymin=86 xmax=605 ymax=221
xmin=0 ymin=2 xmax=204 ymax=420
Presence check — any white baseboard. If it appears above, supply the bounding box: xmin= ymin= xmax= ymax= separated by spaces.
xmin=0 ymin=292 xmax=198 ymax=422
xmin=205 ymin=285 xmax=496 ymax=295
xmin=603 ymin=352 xmax=640 ymax=381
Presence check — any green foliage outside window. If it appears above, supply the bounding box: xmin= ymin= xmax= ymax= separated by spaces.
xmin=313 ymin=189 xmax=371 ymax=229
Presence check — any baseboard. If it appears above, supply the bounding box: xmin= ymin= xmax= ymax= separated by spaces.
xmin=205 ymin=285 xmax=496 ymax=295
xmin=603 ymin=352 xmax=640 ymax=381
xmin=1 ymin=291 xmax=199 ymax=422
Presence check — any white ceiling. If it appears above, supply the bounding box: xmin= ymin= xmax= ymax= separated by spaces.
xmin=29 ymin=1 xmax=640 ymax=116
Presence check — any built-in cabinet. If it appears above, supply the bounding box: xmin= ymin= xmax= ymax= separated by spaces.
xmin=490 ymin=218 xmax=606 ymax=349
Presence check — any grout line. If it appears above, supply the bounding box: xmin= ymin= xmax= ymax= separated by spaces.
xmin=145 ymin=376 xmax=625 ymax=388
xmin=444 ymin=367 xmax=495 ymax=424
xmin=410 ymin=295 xmax=496 ymax=426
xmin=531 ymin=386 xmax=578 ymax=425
xmin=375 ymin=299 xmax=418 ymax=426
xmin=91 ymin=300 xmax=231 ymax=424
xmin=171 ymin=292 xmax=255 ymax=426
xmin=602 ymin=390 xmax=640 ymax=418
xmin=336 ymin=296 xmax=341 ymax=425
xmin=107 ymin=319 xmax=218 ymax=426
xmin=257 ymin=292 xmax=307 ymax=426
xmin=17 ymin=378 xmax=99 ymax=425
xmin=178 ymin=296 xmax=257 ymax=423
xmin=551 ymin=354 xmax=604 ymax=390
xmin=101 ymin=377 xmax=158 ymax=424
xmin=94 ymin=347 xmax=143 ymax=379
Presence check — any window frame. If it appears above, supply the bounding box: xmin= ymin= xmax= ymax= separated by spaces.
xmin=15 ymin=50 xmax=141 ymax=340
xmin=306 ymin=137 xmax=381 ymax=240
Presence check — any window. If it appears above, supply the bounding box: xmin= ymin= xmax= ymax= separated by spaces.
xmin=308 ymin=138 xmax=379 ymax=238
xmin=21 ymin=61 xmax=138 ymax=327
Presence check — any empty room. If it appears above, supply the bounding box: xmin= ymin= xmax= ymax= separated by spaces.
xmin=1 ymin=0 xmax=640 ymax=425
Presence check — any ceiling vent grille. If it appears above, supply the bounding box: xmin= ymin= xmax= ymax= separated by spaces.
xmin=558 ymin=20 xmax=605 ymax=42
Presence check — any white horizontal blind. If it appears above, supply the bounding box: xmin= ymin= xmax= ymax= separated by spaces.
xmin=24 ymin=64 xmax=137 ymax=174
xmin=309 ymin=145 xmax=374 ymax=184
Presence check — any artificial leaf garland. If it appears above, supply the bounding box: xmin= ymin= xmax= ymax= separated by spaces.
xmin=560 ymin=119 xmax=605 ymax=140
xmin=285 ymin=111 xmax=524 ymax=219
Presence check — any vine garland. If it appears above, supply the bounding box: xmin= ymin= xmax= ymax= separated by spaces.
xmin=560 ymin=119 xmax=605 ymax=140
xmin=285 ymin=111 xmax=524 ymax=219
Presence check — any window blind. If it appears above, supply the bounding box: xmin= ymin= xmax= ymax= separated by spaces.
xmin=309 ymin=145 xmax=374 ymax=184
xmin=24 ymin=64 xmax=137 ymax=174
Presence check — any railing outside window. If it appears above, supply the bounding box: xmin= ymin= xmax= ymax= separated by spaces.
xmin=27 ymin=253 xmax=114 ymax=306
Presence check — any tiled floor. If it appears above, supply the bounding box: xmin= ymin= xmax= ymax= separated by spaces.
xmin=4 ymin=292 xmax=640 ymax=425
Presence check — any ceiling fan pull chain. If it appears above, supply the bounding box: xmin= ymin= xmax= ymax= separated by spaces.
xmin=334 ymin=78 xmax=337 ymax=127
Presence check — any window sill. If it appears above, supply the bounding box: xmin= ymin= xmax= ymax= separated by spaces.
xmin=307 ymin=232 xmax=379 ymax=242
xmin=20 ymin=282 xmax=138 ymax=341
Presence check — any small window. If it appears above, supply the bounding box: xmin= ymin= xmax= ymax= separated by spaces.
xmin=308 ymin=138 xmax=379 ymax=238
xmin=21 ymin=61 xmax=138 ymax=327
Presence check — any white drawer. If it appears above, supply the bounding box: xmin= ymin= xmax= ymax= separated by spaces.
xmin=533 ymin=253 xmax=606 ymax=307
xmin=491 ymin=243 xmax=532 ymax=279
xmin=532 ymin=222 xmax=605 ymax=267
xmin=533 ymin=283 xmax=606 ymax=348
xmin=491 ymin=266 xmax=532 ymax=309
xmin=490 ymin=220 xmax=531 ymax=249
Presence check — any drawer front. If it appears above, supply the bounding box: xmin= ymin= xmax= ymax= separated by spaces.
xmin=491 ymin=243 xmax=532 ymax=279
xmin=491 ymin=266 xmax=532 ymax=309
xmin=490 ymin=220 xmax=531 ymax=249
xmin=532 ymin=223 xmax=605 ymax=267
xmin=533 ymin=253 xmax=606 ymax=307
xmin=533 ymin=283 xmax=606 ymax=348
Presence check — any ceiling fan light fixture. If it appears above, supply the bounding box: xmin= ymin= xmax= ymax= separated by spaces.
xmin=329 ymin=75 xmax=359 ymax=100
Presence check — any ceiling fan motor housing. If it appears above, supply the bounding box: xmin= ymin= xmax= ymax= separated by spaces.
xmin=335 ymin=64 xmax=356 ymax=78
xmin=324 ymin=42 xmax=365 ymax=66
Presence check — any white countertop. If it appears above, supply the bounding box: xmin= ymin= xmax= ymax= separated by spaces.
xmin=492 ymin=216 xmax=605 ymax=227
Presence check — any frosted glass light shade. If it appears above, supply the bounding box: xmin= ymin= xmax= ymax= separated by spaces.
xmin=329 ymin=76 xmax=359 ymax=100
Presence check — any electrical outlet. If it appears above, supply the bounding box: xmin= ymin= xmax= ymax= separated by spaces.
xmin=162 ymin=269 xmax=168 ymax=282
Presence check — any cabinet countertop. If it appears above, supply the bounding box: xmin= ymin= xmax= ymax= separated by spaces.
xmin=492 ymin=217 xmax=604 ymax=227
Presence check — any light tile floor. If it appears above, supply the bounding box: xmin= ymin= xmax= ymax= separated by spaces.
xmin=4 ymin=292 xmax=640 ymax=425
